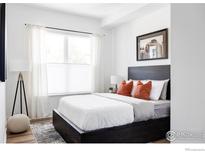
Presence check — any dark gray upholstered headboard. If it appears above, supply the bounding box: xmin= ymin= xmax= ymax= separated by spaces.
xmin=128 ymin=65 xmax=170 ymax=100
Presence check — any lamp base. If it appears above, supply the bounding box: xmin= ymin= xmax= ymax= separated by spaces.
xmin=113 ymin=84 xmax=118 ymax=93
xmin=11 ymin=72 xmax=29 ymax=116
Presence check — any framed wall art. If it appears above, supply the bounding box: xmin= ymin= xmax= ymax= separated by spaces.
xmin=136 ymin=29 xmax=168 ymax=61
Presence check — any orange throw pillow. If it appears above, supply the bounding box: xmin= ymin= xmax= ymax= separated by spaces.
xmin=117 ymin=80 xmax=133 ymax=96
xmin=133 ymin=80 xmax=152 ymax=100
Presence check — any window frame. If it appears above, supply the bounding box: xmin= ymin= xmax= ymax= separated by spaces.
xmin=45 ymin=29 xmax=93 ymax=96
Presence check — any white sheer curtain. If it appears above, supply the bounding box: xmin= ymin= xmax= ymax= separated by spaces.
xmin=27 ymin=25 xmax=51 ymax=119
xmin=26 ymin=25 xmax=104 ymax=118
xmin=91 ymin=35 xmax=104 ymax=93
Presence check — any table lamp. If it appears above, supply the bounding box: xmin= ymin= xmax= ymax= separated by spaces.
xmin=110 ymin=75 xmax=120 ymax=92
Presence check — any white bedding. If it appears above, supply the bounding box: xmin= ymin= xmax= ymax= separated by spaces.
xmin=97 ymin=93 xmax=170 ymax=120
xmin=94 ymin=93 xmax=155 ymax=122
xmin=58 ymin=94 xmax=134 ymax=131
xmin=153 ymin=100 xmax=170 ymax=119
xmin=58 ymin=93 xmax=170 ymax=131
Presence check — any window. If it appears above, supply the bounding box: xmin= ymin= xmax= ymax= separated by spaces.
xmin=45 ymin=30 xmax=92 ymax=95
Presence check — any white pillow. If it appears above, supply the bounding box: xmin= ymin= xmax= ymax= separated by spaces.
xmin=160 ymin=79 xmax=170 ymax=100
xmin=149 ymin=80 xmax=166 ymax=100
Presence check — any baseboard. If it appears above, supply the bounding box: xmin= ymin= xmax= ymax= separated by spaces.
xmin=4 ymin=128 xmax=6 ymax=143
xmin=30 ymin=117 xmax=52 ymax=123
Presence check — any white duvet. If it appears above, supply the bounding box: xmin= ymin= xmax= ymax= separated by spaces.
xmin=58 ymin=93 xmax=155 ymax=131
xmin=58 ymin=94 xmax=134 ymax=131
xmin=94 ymin=93 xmax=155 ymax=122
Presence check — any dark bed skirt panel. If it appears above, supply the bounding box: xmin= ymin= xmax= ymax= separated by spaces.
xmin=53 ymin=109 xmax=170 ymax=143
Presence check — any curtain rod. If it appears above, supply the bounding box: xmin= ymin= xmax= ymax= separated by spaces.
xmin=25 ymin=24 xmax=93 ymax=35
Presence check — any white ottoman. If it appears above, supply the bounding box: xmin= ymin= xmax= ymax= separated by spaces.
xmin=7 ymin=114 xmax=30 ymax=133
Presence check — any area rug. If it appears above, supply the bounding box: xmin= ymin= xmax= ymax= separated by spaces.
xmin=31 ymin=121 xmax=66 ymax=143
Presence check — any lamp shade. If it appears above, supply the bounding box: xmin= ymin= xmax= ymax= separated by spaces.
xmin=9 ymin=60 xmax=30 ymax=72
xmin=110 ymin=75 xmax=120 ymax=85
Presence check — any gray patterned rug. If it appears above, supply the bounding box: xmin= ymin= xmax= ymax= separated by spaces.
xmin=31 ymin=121 xmax=66 ymax=143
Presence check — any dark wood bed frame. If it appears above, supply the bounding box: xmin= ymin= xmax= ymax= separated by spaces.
xmin=53 ymin=65 xmax=170 ymax=143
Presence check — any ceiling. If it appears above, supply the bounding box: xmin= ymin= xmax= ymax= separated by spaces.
xmin=25 ymin=3 xmax=169 ymax=28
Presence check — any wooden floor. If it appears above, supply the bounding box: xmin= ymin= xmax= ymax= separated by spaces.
xmin=7 ymin=118 xmax=169 ymax=144
xmin=7 ymin=118 xmax=52 ymax=144
xmin=7 ymin=127 xmax=36 ymax=143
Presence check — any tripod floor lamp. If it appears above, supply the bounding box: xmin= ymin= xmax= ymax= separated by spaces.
xmin=10 ymin=61 xmax=29 ymax=116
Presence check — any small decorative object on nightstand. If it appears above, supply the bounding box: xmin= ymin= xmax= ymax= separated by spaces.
xmin=110 ymin=75 xmax=120 ymax=93
xmin=108 ymin=87 xmax=114 ymax=93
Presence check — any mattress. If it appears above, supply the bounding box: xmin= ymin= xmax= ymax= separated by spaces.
xmin=58 ymin=94 xmax=134 ymax=131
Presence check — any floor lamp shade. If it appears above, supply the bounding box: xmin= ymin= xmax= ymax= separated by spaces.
xmin=9 ymin=60 xmax=30 ymax=72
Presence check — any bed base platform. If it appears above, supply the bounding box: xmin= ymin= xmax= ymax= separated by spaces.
xmin=53 ymin=109 xmax=170 ymax=143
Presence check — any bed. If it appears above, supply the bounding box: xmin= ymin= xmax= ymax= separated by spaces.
xmin=53 ymin=65 xmax=170 ymax=143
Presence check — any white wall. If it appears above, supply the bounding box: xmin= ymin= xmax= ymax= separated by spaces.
xmin=111 ymin=6 xmax=170 ymax=79
xmin=171 ymin=4 xmax=205 ymax=143
xmin=0 ymin=82 xmax=6 ymax=143
xmin=6 ymin=4 xmax=112 ymax=118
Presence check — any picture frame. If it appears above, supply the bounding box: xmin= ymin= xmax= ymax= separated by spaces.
xmin=136 ymin=29 xmax=168 ymax=61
